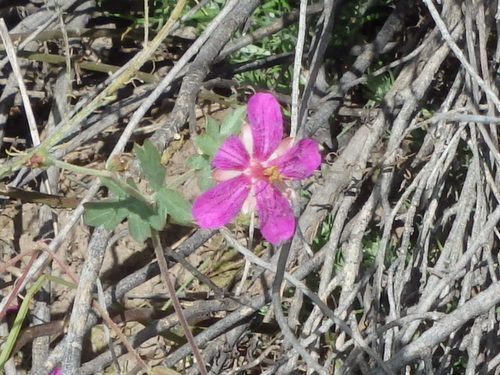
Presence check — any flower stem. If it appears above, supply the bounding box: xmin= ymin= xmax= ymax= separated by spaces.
xmin=50 ymin=158 xmax=153 ymax=206
xmin=151 ymin=231 xmax=208 ymax=375
xmin=50 ymin=158 xmax=112 ymax=179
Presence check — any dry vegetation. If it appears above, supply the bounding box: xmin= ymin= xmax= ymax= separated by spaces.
xmin=0 ymin=0 xmax=499 ymax=374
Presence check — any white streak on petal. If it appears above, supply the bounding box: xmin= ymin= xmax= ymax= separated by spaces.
xmin=212 ymin=169 xmax=243 ymax=182
xmin=240 ymin=123 xmax=253 ymax=156
xmin=267 ymin=137 xmax=294 ymax=164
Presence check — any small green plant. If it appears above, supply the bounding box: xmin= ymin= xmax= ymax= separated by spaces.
xmin=312 ymin=213 xmax=333 ymax=251
xmin=23 ymin=105 xmax=246 ymax=244
xmin=84 ymin=140 xmax=192 ymax=242
xmin=363 ymin=70 xmax=394 ymax=106
xmin=452 ymin=355 xmax=467 ymax=369
xmin=333 ymin=0 xmax=394 ymax=47
xmin=150 ymin=0 xmax=178 ymax=29
xmin=227 ymin=0 xmax=296 ymax=90
xmin=362 ymin=229 xmax=398 ymax=267
xmin=97 ymin=0 xmax=181 ymax=31
xmin=187 ymin=0 xmax=227 ymax=30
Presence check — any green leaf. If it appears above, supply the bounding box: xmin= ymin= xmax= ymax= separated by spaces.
xmin=126 ymin=177 xmax=139 ymax=189
xmin=148 ymin=205 xmax=167 ymax=230
xmin=83 ymin=199 xmax=129 ymax=230
xmin=148 ymin=213 xmax=166 ymax=231
xmin=240 ymin=44 xmax=271 ymax=56
xmin=194 ymin=108 xmax=245 ymax=157
xmin=187 ymin=154 xmax=210 ymax=170
xmin=128 ymin=213 xmax=152 ymax=242
xmin=193 ymin=134 xmax=222 ymax=157
xmin=120 ymin=198 xmax=155 ymax=219
xmin=206 ymin=116 xmax=220 ymax=138
xmin=220 ymin=106 xmax=246 ymax=136
xmin=156 ymin=188 xmax=193 ymax=224
xmin=134 ymin=140 xmax=166 ymax=191
xmin=198 ymin=165 xmax=215 ymax=191
xmin=84 ymin=194 xmax=160 ymax=242
xmin=100 ymin=177 xmax=128 ymax=198
xmin=121 ymin=198 xmax=160 ymax=240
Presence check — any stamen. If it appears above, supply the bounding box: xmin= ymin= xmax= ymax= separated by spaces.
xmin=264 ymin=166 xmax=283 ymax=183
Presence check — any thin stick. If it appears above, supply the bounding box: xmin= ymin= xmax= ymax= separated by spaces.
xmin=40 ymin=245 xmax=149 ymax=372
xmin=272 ymin=243 xmax=329 ymax=375
xmin=151 ymin=232 xmax=208 ymax=375
xmin=429 ymin=113 xmax=500 ymax=124
xmin=1 ymin=51 xmax=158 ymax=82
xmin=0 ymin=249 xmax=39 ymax=275
xmin=318 ymin=40 xmax=428 ymax=103
xmin=235 ymin=212 xmax=255 ymax=296
xmin=0 ymin=0 xmax=196 ymax=318
xmin=220 ymin=228 xmax=394 ymax=374
xmin=0 ymin=15 xmax=60 ymax=242
xmin=109 ymin=0 xmax=241 ymax=157
xmin=0 ymin=18 xmax=40 ymax=146
xmin=290 ymin=0 xmax=308 ymax=138
xmin=422 ymin=0 xmax=500 ymax=112
xmin=0 ymin=254 xmax=37 ymax=323
xmin=0 ymin=0 xmax=188 ymax=179
xmin=95 ymin=279 xmax=121 ymax=373
xmin=297 ymin=0 xmax=335 ymax=130
xmin=218 ymin=3 xmax=323 ymax=61
xmin=0 ymin=7 xmax=60 ymax=71
xmin=144 ymin=0 xmax=149 ymax=46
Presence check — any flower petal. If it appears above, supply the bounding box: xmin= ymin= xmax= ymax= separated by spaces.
xmin=255 ymin=180 xmax=295 ymax=244
xmin=212 ymin=135 xmax=250 ymax=170
xmin=267 ymin=137 xmax=294 ymax=163
xmin=212 ymin=169 xmax=242 ymax=182
xmin=270 ymin=138 xmax=321 ymax=179
xmin=240 ymin=123 xmax=253 ymax=156
xmin=248 ymin=93 xmax=283 ymax=161
xmin=193 ymin=175 xmax=251 ymax=228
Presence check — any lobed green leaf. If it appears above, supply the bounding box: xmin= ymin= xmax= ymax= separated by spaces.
xmin=186 ymin=154 xmax=210 ymax=170
xmin=148 ymin=209 xmax=167 ymax=231
xmin=206 ymin=116 xmax=220 ymax=138
xmin=83 ymin=199 xmax=129 ymax=230
xmin=134 ymin=139 xmax=166 ymax=192
xmin=156 ymin=187 xmax=193 ymax=224
xmin=128 ymin=212 xmax=152 ymax=243
xmin=100 ymin=177 xmax=128 ymax=198
xmin=198 ymin=165 xmax=215 ymax=191
xmin=84 ymin=197 xmax=161 ymax=241
xmin=220 ymin=106 xmax=246 ymax=136
xmin=193 ymin=134 xmax=223 ymax=157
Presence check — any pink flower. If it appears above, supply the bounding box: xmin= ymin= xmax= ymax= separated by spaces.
xmin=192 ymin=93 xmax=321 ymax=244
xmin=49 ymin=368 xmax=62 ymax=375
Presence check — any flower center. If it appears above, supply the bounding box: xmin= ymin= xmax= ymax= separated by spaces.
xmin=263 ymin=165 xmax=283 ymax=184
xmin=247 ymin=161 xmax=284 ymax=184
